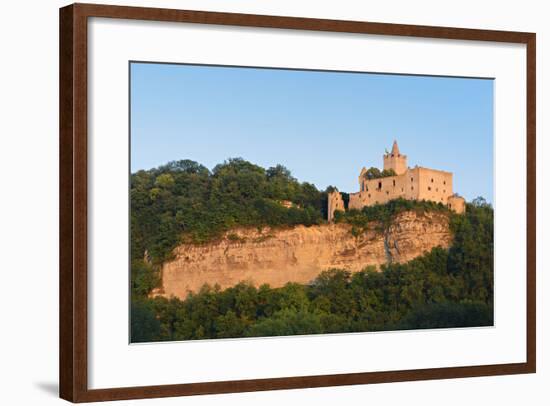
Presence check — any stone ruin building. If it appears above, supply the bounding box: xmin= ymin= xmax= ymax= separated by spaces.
xmin=328 ymin=141 xmax=466 ymax=221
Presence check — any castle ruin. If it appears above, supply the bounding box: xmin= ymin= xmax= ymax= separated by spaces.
xmin=328 ymin=141 xmax=466 ymax=221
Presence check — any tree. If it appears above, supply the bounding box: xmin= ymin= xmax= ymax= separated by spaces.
xmin=471 ymin=196 xmax=491 ymax=208
xmin=155 ymin=173 xmax=175 ymax=188
xmin=131 ymin=300 xmax=161 ymax=342
xmin=215 ymin=310 xmax=248 ymax=338
xmin=131 ymin=260 xmax=159 ymax=297
xmin=364 ymin=167 xmax=396 ymax=180
xmin=266 ymin=164 xmax=293 ymax=180
xmin=246 ymin=308 xmax=323 ymax=337
xmin=365 ymin=167 xmax=381 ymax=179
xmin=158 ymin=159 xmax=210 ymax=175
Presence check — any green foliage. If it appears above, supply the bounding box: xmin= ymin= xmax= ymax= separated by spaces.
xmin=335 ymin=198 xmax=449 ymax=232
xmin=364 ymin=167 xmax=397 ymax=180
xmin=155 ymin=173 xmax=175 ymax=188
xmin=246 ymin=308 xmax=324 ymax=337
xmin=131 ymin=260 xmax=160 ymax=298
xmin=394 ymin=302 xmax=493 ymax=330
xmin=130 ymin=201 xmax=493 ymax=342
xmin=447 ymin=197 xmax=494 ymax=303
xmin=131 ymin=300 xmax=162 ymax=343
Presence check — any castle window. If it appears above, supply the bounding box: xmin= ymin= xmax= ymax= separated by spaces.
xmin=368 ymin=194 xmax=371 ymax=198
xmin=411 ymin=177 xmax=413 ymax=182
xmin=443 ymin=181 xmax=446 ymax=185
xmin=393 ymin=180 xmax=396 ymax=187
xmin=401 ymin=188 xmax=404 ymax=192
xmin=386 ymin=191 xmax=389 ymax=195
xmin=428 ymin=186 xmax=431 ymax=191
xmin=378 ymin=181 xmax=382 ymax=190
xmin=411 ymin=186 xmax=414 ymax=190
xmin=431 ymin=178 xmax=434 ymax=183
xmin=443 ymin=189 xmax=446 ymax=193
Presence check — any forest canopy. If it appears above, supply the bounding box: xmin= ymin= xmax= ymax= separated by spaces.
xmin=131 ymin=159 xmax=327 ymax=266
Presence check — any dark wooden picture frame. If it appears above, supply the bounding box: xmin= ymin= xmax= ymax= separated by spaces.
xmin=59 ymin=3 xmax=536 ymax=402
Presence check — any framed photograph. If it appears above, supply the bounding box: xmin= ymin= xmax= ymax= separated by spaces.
xmin=59 ymin=3 xmax=536 ymax=402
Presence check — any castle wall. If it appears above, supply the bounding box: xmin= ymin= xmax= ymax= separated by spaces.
xmin=416 ymin=167 xmax=454 ymax=205
xmin=348 ymin=166 xmax=461 ymax=214
xmin=350 ymin=167 xmax=421 ymax=209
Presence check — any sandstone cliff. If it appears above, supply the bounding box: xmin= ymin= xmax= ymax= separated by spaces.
xmin=155 ymin=211 xmax=452 ymax=299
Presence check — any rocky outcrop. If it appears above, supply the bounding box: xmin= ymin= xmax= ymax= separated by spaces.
xmin=155 ymin=211 xmax=452 ymax=299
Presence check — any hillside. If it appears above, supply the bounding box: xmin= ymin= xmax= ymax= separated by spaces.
xmin=155 ymin=210 xmax=452 ymax=298
xmin=130 ymin=158 xmax=494 ymax=342
xmin=131 ymin=158 xmax=327 ymax=267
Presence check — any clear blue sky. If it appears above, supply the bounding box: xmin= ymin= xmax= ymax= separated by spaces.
xmin=130 ymin=62 xmax=494 ymax=203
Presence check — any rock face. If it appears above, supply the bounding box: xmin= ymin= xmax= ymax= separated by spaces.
xmin=156 ymin=211 xmax=452 ymax=299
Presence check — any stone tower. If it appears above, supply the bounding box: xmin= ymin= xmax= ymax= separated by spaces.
xmin=383 ymin=140 xmax=408 ymax=175
xmin=327 ymin=190 xmax=345 ymax=222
